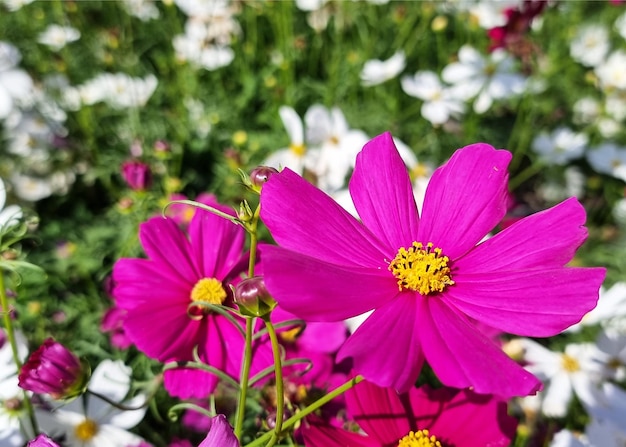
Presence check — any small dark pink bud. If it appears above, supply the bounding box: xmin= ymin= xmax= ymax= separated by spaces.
xmin=121 ymin=160 xmax=152 ymax=191
xmin=27 ymin=434 xmax=61 ymax=447
xmin=233 ymin=276 xmax=276 ymax=317
xmin=18 ymin=338 xmax=90 ymax=400
xmin=250 ymin=166 xmax=279 ymax=190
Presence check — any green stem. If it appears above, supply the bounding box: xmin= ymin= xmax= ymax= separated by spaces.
xmin=234 ymin=204 xmax=261 ymax=440
xmin=261 ymin=318 xmax=284 ymax=447
xmin=0 ymin=270 xmax=39 ymax=437
xmin=245 ymin=375 xmax=364 ymax=447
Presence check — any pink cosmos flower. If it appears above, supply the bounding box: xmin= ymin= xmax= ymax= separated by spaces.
xmin=303 ymin=380 xmax=517 ymax=447
xmin=112 ymin=202 xmax=271 ymax=398
xmin=259 ymin=132 xmax=605 ymax=397
xmin=121 ymin=160 xmax=152 ymax=191
xmin=27 ymin=434 xmax=61 ymax=447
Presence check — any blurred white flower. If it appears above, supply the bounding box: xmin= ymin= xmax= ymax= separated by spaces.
xmin=605 ymin=93 xmax=626 ymax=121
xmin=37 ymin=25 xmax=81 ymax=51
xmin=10 ymin=173 xmax=54 ymax=202
xmin=0 ymin=0 xmax=34 ymax=11
xmin=614 ymin=198 xmax=626 ymax=226
xmin=401 ymin=70 xmax=465 ymax=125
xmin=467 ymin=0 xmax=519 ymax=29
xmin=122 ymin=0 xmax=160 ymax=21
xmin=0 ymin=42 xmax=34 ymax=120
xmin=442 ymin=45 xmax=526 ymax=114
xmin=538 ymin=166 xmax=585 ymax=203
xmin=295 ymin=0 xmax=328 ymax=11
xmin=264 ymin=106 xmax=309 ymax=175
xmin=302 ymin=104 xmax=369 ymax=192
xmin=573 ymin=97 xmax=601 ymax=124
xmin=595 ymin=329 xmax=626 ymax=381
xmin=615 ymin=11 xmax=626 ymax=40
xmin=595 ymin=50 xmax=626 ymax=91
xmin=37 ymin=360 xmax=147 ymax=447
xmin=586 ymin=142 xmax=626 ymax=179
xmin=531 ymin=127 xmax=588 ymax=165
xmin=0 ymin=178 xmax=22 ymax=229
xmin=570 ymin=25 xmax=610 ymax=67
xmin=519 ymin=339 xmax=608 ymax=417
xmin=596 ymin=117 xmax=621 ymax=138
xmin=0 ymin=330 xmax=29 ymax=447
xmin=78 ymin=73 xmax=158 ymax=109
xmin=567 ymin=282 xmax=626 ymax=333
xmin=360 ymin=51 xmax=406 ymax=87
xmin=550 ymin=430 xmax=587 ymax=447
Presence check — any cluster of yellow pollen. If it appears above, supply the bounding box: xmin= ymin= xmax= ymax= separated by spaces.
xmin=397 ymin=429 xmax=442 ymax=447
xmin=561 ymin=354 xmax=581 ymax=373
xmin=74 ymin=418 xmax=99 ymax=441
xmin=190 ymin=277 xmax=227 ymax=305
xmin=389 ymin=242 xmax=454 ymax=295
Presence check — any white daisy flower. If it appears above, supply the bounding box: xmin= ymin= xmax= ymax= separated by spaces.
xmin=531 ymin=127 xmax=588 ymax=165
xmin=570 ymin=25 xmax=610 ymax=67
xmin=586 ymin=143 xmax=626 ymax=179
xmin=0 ymin=178 xmax=22 ymax=229
xmin=37 ymin=360 xmax=147 ymax=447
xmin=360 ymin=51 xmax=406 ymax=87
xmin=401 ymin=70 xmax=465 ymax=125
xmin=0 ymin=42 xmax=34 ymax=120
xmin=37 ymin=25 xmax=81 ymax=51
xmin=0 ymin=330 xmax=30 ymax=447
xmin=595 ymin=50 xmax=626 ymax=91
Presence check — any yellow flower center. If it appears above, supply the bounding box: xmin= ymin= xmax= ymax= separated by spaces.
xmin=389 ymin=242 xmax=454 ymax=295
xmin=289 ymin=143 xmax=306 ymax=156
xmin=75 ymin=418 xmax=98 ymax=441
xmin=279 ymin=326 xmax=303 ymax=343
xmin=398 ymin=430 xmax=442 ymax=447
xmin=190 ymin=277 xmax=227 ymax=305
xmin=561 ymin=354 xmax=580 ymax=373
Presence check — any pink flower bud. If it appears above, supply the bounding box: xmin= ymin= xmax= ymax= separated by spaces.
xmin=27 ymin=434 xmax=61 ymax=447
xmin=18 ymin=338 xmax=90 ymax=400
xmin=233 ymin=276 xmax=276 ymax=317
xmin=250 ymin=166 xmax=279 ymax=190
xmin=121 ymin=160 xmax=152 ymax=191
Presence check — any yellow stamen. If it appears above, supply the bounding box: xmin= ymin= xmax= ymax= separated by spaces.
xmin=389 ymin=242 xmax=454 ymax=295
xmin=190 ymin=278 xmax=227 ymax=305
xmin=289 ymin=143 xmax=306 ymax=156
xmin=561 ymin=354 xmax=580 ymax=373
xmin=279 ymin=326 xmax=302 ymax=343
xmin=398 ymin=430 xmax=442 ymax=447
xmin=75 ymin=419 xmax=98 ymax=441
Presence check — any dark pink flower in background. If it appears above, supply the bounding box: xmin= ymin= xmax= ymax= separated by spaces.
xmin=121 ymin=160 xmax=152 ymax=191
xmin=165 ymin=193 xmax=221 ymax=229
xmin=260 ymin=132 xmax=605 ymax=397
xmin=112 ymin=201 xmax=272 ymax=398
xmin=100 ymin=305 xmax=133 ymax=350
xmin=303 ymin=380 xmax=517 ymax=447
xmin=18 ymin=338 xmax=89 ymax=399
xmin=487 ymin=0 xmax=547 ymax=51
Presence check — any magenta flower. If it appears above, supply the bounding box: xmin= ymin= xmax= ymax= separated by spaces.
xmin=18 ymin=338 xmax=89 ymax=400
xmin=121 ymin=160 xmax=152 ymax=191
xmin=100 ymin=305 xmax=133 ymax=350
xmin=198 ymin=415 xmax=239 ymax=447
xmin=112 ymin=203 xmax=272 ymax=398
xmin=27 ymin=434 xmax=61 ymax=447
xmin=303 ymin=380 xmax=517 ymax=447
xmin=260 ymin=132 xmax=605 ymax=397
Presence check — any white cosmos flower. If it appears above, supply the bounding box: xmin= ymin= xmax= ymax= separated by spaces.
xmin=0 ymin=42 xmax=34 ymax=120
xmin=0 ymin=178 xmax=22 ymax=229
xmin=122 ymin=0 xmax=160 ymax=21
xmin=467 ymin=0 xmax=519 ymax=29
xmin=37 ymin=25 xmax=81 ymax=51
xmin=0 ymin=0 xmax=35 ymax=11
xmin=264 ymin=106 xmax=308 ymax=175
xmin=586 ymin=143 xmax=626 ymax=179
xmin=37 ymin=360 xmax=147 ymax=447
xmin=0 ymin=330 xmax=29 ymax=447
xmin=519 ymin=339 xmax=608 ymax=418
xmin=10 ymin=173 xmax=54 ymax=202
xmin=573 ymin=97 xmax=601 ymax=125
xmin=595 ymin=329 xmax=626 ymax=381
xmin=570 ymin=25 xmax=610 ymax=67
xmin=617 ymin=11 xmax=626 ymax=40
xmin=567 ymin=282 xmax=626 ymax=333
xmin=401 ymin=70 xmax=465 ymax=125
xmin=531 ymin=127 xmax=588 ymax=165
xmin=595 ymin=50 xmax=626 ymax=91
xmin=442 ymin=45 xmax=526 ymax=114
xmin=360 ymin=51 xmax=406 ymax=87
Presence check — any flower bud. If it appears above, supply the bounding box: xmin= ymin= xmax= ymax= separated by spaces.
xmin=121 ymin=160 xmax=152 ymax=191
xmin=233 ymin=276 xmax=276 ymax=317
xmin=27 ymin=434 xmax=61 ymax=447
xmin=18 ymin=338 xmax=90 ymax=400
xmin=249 ymin=166 xmax=279 ymax=192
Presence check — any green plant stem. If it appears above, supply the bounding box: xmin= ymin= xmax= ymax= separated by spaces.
xmin=0 ymin=270 xmax=39 ymax=436
xmin=234 ymin=204 xmax=261 ymax=440
xmin=261 ymin=317 xmax=284 ymax=447
xmin=245 ymin=375 xmax=364 ymax=447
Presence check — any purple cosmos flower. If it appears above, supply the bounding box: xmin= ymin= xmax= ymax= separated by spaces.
xmin=303 ymin=380 xmax=517 ymax=447
xmin=18 ymin=338 xmax=89 ymax=400
xmin=112 ymin=202 xmax=272 ymax=398
xmin=121 ymin=160 xmax=152 ymax=191
xmin=198 ymin=415 xmax=239 ymax=447
xmin=27 ymin=434 xmax=61 ymax=447
xmin=259 ymin=132 xmax=605 ymax=397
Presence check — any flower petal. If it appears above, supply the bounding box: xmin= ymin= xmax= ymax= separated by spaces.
xmin=337 ymin=295 xmax=425 ymax=392
xmin=260 ymin=168 xmax=389 ymax=267
xmin=417 ymin=144 xmax=511 ymax=260
xmin=139 ymin=217 xmax=200 ymax=282
xmin=198 ymin=415 xmax=239 ymax=447
xmin=346 ymin=380 xmax=409 ymax=445
xmin=261 ymin=245 xmax=396 ymax=321
xmin=444 ymin=267 xmax=605 ymax=336
xmin=454 ymin=197 xmax=589 ymax=272
xmin=419 ymin=299 xmax=542 ymax=397
xmin=349 ymin=132 xmax=420 ymax=250
xmin=302 ymin=417 xmax=378 ymax=447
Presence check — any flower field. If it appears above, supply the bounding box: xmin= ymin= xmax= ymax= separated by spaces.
xmin=2 ymin=1 xmax=626 ymax=446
